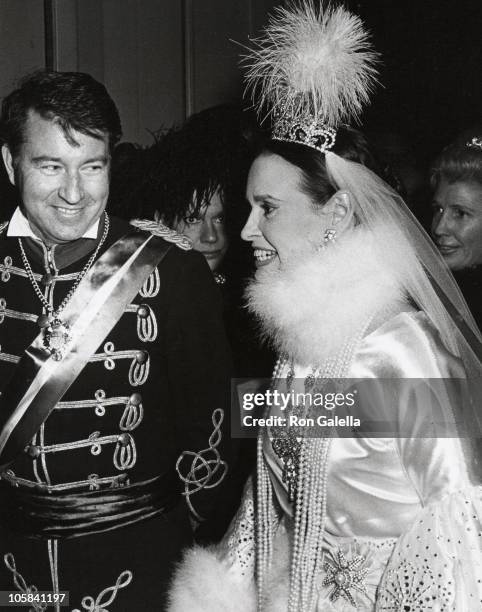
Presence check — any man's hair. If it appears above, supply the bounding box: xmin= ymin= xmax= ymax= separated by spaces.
xmin=0 ymin=70 xmax=122 ymax=158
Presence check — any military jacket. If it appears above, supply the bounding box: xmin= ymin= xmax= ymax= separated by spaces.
xmin=0 ymin=216 xmax=232 ymax=610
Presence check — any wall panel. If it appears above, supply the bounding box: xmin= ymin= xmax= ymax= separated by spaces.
xmin=2 ymin=1 xmax=280 ymax=145
xmin=190 ymin=0 xmax=279 ymax=114
xmin=136 ymin=0 xmax=184 ymax=138
xmin=0 ymin=0 xmax=45 ymax=99
xmin=101 ymin=0 xmax=141 ymax=142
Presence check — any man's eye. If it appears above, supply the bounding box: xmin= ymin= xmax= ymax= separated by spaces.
xmin=213 ymin=215 xmax=225 ymax=224
xmin=41 ymin=164 xmax=61 ymax=173
xmin=184 ymin=216 xmax=202 ymax=225
xmin=83 ymin=164 xmax=104 ymax=173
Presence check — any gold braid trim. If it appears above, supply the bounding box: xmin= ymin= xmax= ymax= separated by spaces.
xmin=130 ymin=219 xmax=192 ymax=251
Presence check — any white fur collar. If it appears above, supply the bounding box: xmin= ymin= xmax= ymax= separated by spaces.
xmin=246 ymin=227 xmax=407 ymax=366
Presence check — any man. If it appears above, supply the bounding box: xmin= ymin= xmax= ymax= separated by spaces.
xmin=0 ymin=71 xmax=232 ymax=609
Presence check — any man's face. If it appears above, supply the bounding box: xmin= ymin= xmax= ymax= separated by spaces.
xmin=2 ymin=110 xmax=110 ymax=245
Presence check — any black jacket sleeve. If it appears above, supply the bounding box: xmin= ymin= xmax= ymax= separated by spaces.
xmin=164 ymin=249 xmax=235 ymax=539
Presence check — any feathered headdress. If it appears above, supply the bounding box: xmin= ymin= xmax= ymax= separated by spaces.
xmin=243 ymin=1 xmax=379 ymax=152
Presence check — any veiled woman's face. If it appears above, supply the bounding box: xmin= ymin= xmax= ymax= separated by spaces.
xmin=242 ymin=153 xmax=325 ymax=269
xmin=431 ymin=179 xmax=482 ymax=271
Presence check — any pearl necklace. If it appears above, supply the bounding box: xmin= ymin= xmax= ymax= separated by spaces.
xmin=18 ymin=213 xmax=110 ymax=361
xmin=257 ymin=319 xmax=372 ymax=611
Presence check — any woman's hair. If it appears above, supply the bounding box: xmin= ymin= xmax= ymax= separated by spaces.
xmin=430 ymin=126 xmax=482 ymax=190
xmin=109 ymin=105 xmax=258 ymax=232
xmin=257 ymin=126 xmax=381 ymax=208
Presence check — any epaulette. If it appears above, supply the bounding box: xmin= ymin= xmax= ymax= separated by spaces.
xmin=130 ymin=219 xmax=192 ymax=251
xmin=0 ymin=221 xmax=8 ymax=236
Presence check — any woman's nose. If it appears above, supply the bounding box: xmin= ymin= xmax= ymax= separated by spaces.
xmin=241 ymin=210 xmax=260 ymax=242
xmin=432 ymin=210 xmax=450 ymax=237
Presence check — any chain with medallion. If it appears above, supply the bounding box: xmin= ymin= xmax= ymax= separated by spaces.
xmin=18 ymin=213 xmax=110 ymax=361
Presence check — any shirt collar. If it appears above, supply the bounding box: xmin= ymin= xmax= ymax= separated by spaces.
xmin=6 ymin=207 xmax=100 ymax=240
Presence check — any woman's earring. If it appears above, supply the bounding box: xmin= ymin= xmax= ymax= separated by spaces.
xmin=317 ymin=227 xmax=337 ymax=251
xmin=323 ymin=228 xmax=337 ymax=243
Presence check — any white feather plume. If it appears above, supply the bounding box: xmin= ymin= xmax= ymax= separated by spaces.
xmin=243 ymin=1 xmax=379 ymax=127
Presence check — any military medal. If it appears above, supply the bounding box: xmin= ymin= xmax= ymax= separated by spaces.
xmin=41 ymin=316 xmax=72 ymax=361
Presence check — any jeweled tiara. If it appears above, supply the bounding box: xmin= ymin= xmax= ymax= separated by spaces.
xmin=243 ymin=2 xmax=379 ymax=153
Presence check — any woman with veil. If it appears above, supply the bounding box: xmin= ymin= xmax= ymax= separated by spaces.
xmin=168 ymin=3 xmax=482 ymax=610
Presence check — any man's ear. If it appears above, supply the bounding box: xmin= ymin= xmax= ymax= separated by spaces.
xmin=2 ymin=145 xmax=16 ymax=186
xmin=322 ymin=190 xmax=355 ymax=234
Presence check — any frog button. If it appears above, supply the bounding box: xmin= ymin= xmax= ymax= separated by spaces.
xmin=26 ymin=445 xmax=41 ymax=459
xmin=41 ymin=272 xmax=55 ymax=286
xmin=129 ymin=393 xmax=142 ymax=406
xmin=135 ymin=350 xmax=148 ymax=364
xmin=118 ymin=433 xmax=130 ymax=447
xmin=137 ymin=304 xmax=149 ymax=319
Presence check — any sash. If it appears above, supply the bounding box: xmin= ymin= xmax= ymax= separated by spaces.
xmin=0 ymin=473 xmax=180 ymax=539
xmin=0 ymin=229 xmax=171 ymax=468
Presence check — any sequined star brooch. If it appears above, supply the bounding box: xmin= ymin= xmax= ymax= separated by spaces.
xmin=322 ymin=549 xmax=369 ymax=606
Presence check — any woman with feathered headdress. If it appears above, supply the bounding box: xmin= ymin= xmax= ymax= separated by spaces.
xmin=168 ymin=3 xmax=482 ymax=610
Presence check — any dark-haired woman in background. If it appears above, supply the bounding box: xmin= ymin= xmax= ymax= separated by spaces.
xmin=431 ymin=129 xmax=482 ymax=327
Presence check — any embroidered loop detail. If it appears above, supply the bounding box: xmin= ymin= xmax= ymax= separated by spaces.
xmin=128 ymin=352 xmax=150 ymax=386
xmin=89 ymin=431 xmax=102 ymax=456
xmin=103 ymin=342 xmax=115 ymax=370
xmin=176 ymin=408 xmax=227 ymax=521
xmin=140 ymin=267 xmax=160 ymax=298
xmin=119 ymin=394 xmax=144 ymax=431
xmin=0 ymin=298 xmax=5 ymax=323
xmin=95 ymin=389 xmax=107 ymax=416
xmin=136 ymin=303 xmax=158 ymax=342
xmin=72 ymin=569 xmax=133 ymax=612
xmin=88 ymin=474 xmax=101 ymax=490
xmin=3 ymin=553 xmax=46 ymax=611
xmin=1 ymin=256 xmax=12 ymax=282
xmin=91 ymin=345 xmax=150 ymax=385
xmin=114 ymin=433 xmax=137 ymax=470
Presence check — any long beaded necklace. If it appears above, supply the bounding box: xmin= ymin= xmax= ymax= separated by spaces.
xmin=259 ymin=321 xmax=371 ymax=611
xmin=18 ymin=213 xmax=110 ymax=360
xmin=271 ymin=359 xmax=319 ymax=503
